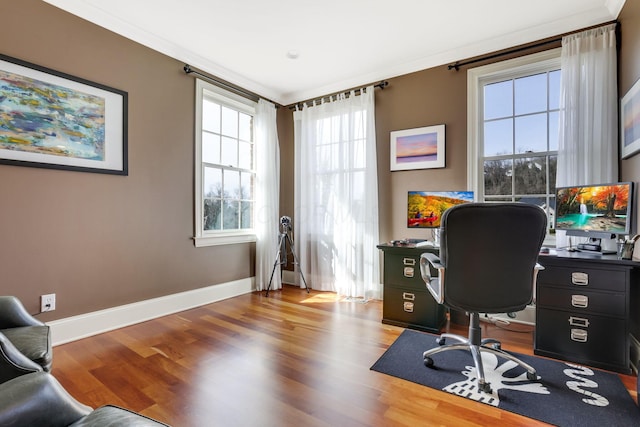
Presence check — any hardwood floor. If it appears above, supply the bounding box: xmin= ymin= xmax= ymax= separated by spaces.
xmin=52 ymin=286 xmax=638 ymax=426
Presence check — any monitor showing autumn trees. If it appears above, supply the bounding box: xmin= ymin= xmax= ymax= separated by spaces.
xmin=407 ymin=191 xmax=474 ymax=228
xmin=555 ymin=182 xmax=634 ymax=237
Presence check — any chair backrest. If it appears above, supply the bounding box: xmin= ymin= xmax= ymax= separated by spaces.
xmin=439 ymin=203 xmax=547 ymax=313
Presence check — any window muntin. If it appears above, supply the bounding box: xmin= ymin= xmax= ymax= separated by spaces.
xmin=195 ymin=80 xmax=257 ymax=247
xmin=482 ymin=70 xmax=559 ymax=205
xmin=468 ymin=49 xmax=561 ymax=235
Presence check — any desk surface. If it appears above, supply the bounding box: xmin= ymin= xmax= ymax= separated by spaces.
xmin=377 ymin=242 xmax=437 ymax=250
xmin=377 ymin=242 xmax=640 ymax=267
xmin=539 ymin=248 xmax=640 ymax=267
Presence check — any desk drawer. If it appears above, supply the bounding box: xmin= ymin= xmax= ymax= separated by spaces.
xmin=537 ymin=286 xmax=626 ymax=317
xmin=383 ymin=286 xmax=444 ymax=333
xmin=384 ymin=254 xmax=425 ymax=289
xmin=537 ymin=265 xmax=626 ymax=292
xmin=535 ymin=308 xmax=627 ymax=369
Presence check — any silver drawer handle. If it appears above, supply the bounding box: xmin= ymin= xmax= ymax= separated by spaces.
xmin=403 ymin=258 xmax=416 ymax=266
xmin=403 ymin=292 xmax=415 ymax=301
xmin=571 ymin=272 xmax=589 ymax=286
xmin=571 ymin=295 xmax=589 ymax=308
xmin=404 ymin=267 xmax=414 ymax=278
xmin=570 ymin=328 xmax=588 ymax=343
xmin=403 ymin=302 xmax=414 ymax=313
xmin=569 ymin=316 xmax=590 ymax=327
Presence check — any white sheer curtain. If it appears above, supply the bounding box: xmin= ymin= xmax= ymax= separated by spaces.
xmin=255 ymin=99 xmax=281 ymax=291
xmin=294 ymin=87 xmax=381 ymax=300
xmin=556 ymin=23 xmax=618 ymax=248
xmin=557 ymin=23 xmax=618 ymax=187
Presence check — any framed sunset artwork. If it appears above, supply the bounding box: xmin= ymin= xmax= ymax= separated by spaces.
xmin=390 ymin=124 xmax=445 ymax=171
xmin=621 ymin=77 xmax=640 ymax=159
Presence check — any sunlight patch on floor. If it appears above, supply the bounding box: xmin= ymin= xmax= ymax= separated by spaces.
xmin=301 ymin=293 xmax=369 ymax=304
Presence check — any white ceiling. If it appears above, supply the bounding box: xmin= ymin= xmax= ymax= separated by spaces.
xmin=43 ymin=0 xmax=625 ymax=106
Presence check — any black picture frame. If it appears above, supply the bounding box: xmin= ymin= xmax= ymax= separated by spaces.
xmin=0 ymin=53 xmax=128 ymax=175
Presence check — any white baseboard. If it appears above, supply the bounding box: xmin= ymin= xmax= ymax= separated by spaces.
xmin=48 ymin=278 xmax=254 ymax=346
xmin=282 ymin=269 xmax=300 ymax=286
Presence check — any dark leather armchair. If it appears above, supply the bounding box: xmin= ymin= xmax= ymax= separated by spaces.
xmin=0 ymin=296 xmax=52 ymax=374
xmin=420 ymin=203 xmax=547 ymax=393
xmin=0 ymin=371 xmax=169 ymax=426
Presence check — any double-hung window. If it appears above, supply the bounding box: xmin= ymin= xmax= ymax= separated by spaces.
xmin=194 ymin=79 xmax=256 ymax=247
xmin=467 ymin=49 xmax=561 ymax=238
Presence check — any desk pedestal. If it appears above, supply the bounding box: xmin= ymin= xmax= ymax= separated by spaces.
xmin=535 ymin=252 xmax=637 ymax=374
xmin=377 ymin=244 xmax=445 ymax=333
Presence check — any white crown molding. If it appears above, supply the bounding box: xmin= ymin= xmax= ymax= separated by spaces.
xmin=43 ymin=0 xmax=624 ymax=106
xmin=42 ymin=0 xmax=282 ymax=103
xmin=281 ymin=8 xmax=617 ymax=105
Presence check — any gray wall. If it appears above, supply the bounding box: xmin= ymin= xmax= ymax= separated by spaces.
xmin=2 ymin=0 xmax=639 ymax=322
xmin=280 ymin=4 xmax=640 ymax=249
xmin=278 ymin=42 xmax=563 ymax=244
xmin=0 ymin=0 xmax=254 ymax=320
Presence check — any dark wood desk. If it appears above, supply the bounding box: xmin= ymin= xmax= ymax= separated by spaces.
xmin=377 ymin=244 xmax=640 ymax=373
xmin=536 ymin=250 xmax=640 ymax=374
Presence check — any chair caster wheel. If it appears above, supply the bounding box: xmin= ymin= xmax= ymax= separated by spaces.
xmin=436 ymin=337 xmax=446 ymax=346
xmin=424 ymin=356 xmax=434 ymax=368
xmin=479 ymin=382 xmax=492 ymax=393
xmin=526 ymin=371 xmax=537 ymax=381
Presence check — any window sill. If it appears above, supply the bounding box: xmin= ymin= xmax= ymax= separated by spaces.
xmin=194 ymin=233 xmax=256 ymax=247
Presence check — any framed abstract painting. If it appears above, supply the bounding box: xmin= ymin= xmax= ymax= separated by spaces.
xmin=0 ymin=53 xmax=128 ymax=175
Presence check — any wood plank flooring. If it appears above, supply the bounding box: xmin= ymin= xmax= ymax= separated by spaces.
xmin=52 ymin=286 xmax=638 ymax=426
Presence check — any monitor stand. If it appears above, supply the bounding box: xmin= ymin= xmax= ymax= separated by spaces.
xmin=432 ymin=229 xmax=441 ymax=247
xmin=576 ymin=238 xmax=617 ymax=255
xmin=577 ymin=242 xmax=601 ymax=252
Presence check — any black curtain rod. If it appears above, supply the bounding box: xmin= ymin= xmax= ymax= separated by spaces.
xmin=448 ymin=37 xmax=562 ymax=71
xmin=288 ymin=81 xmax=389 ymax=110
xmin=183 ymin=65 xmax=280 ymax=106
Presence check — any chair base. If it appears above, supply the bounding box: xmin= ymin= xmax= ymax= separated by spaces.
xmin=423 ymin=312 xmax=537 ymax=393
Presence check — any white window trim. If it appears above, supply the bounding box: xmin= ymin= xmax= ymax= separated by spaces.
xmin=466 ymin=48 xmax=561 ymax=197
xmin=194 ymin=79 xmax=257 ymax=247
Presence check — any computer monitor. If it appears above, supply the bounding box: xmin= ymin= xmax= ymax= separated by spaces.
xmin=555 ymin=182 xmax=634 ymax=241
xmin=407 ymin=191 xmax=474 ymax=228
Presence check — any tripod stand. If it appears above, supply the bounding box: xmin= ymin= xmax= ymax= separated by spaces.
xmin=265 ymin=217 xmax=309 ymax=297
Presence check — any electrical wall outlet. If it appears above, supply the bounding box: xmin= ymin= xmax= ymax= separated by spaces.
xmin=41 ymin=294 xmax=56 ymax=312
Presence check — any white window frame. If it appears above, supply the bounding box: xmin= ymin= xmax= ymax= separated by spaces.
xmin=467 ymin=49 xmax=561 ymax=243
xmin=194 ymin=79 xmax=257 ymax=247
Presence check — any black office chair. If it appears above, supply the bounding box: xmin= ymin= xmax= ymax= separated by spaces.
xmin=420 ymin=203 xmax=547 ymax=393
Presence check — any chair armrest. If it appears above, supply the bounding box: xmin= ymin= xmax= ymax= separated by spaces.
xmin=72 ymin=405 xmax=170 ymax=426
xmin=0 ymin=372 xmax=92 ymax=426
xmin=422 ymin=252 xmax=443 ymax=270
xmin=0 ymin=332 xmax=43 ymax=384
xmin=0 ymin=297 xmax=45 ymax=328
xmin=420 ymin=253 xmax=445 ymax=304
xmin=531 ymin=263 xmax=545 ymax=304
